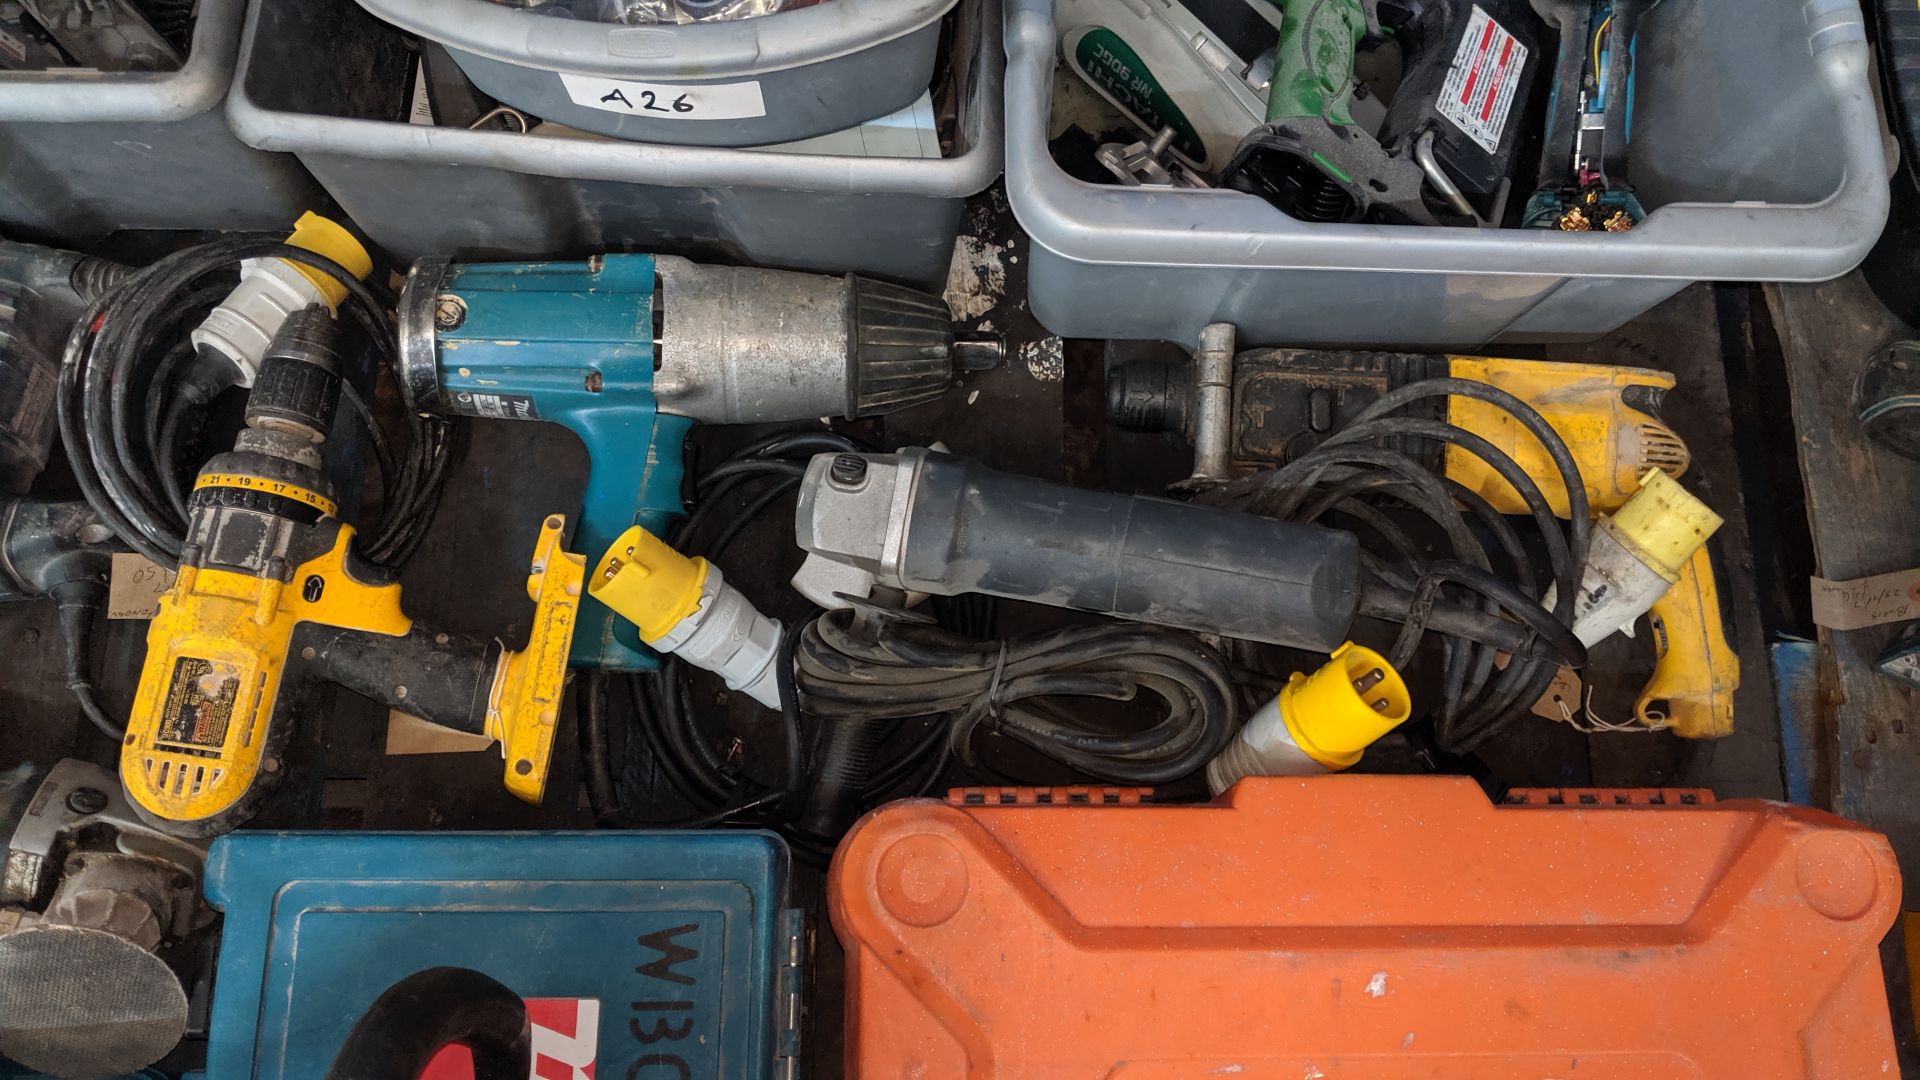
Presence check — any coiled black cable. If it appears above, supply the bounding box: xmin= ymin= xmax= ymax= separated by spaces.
xmin=794 ymin=610 xmax=1239 ymax=785
xmin=585 ymin=427 xmax=1241 ymax=837
xmin=1203 ymin=376 xmax=1589 ymax=753
xmin=582 ymin=428 xmax=872 ymax=835
xmin=57 ymin=235 xmax=453 ymax=568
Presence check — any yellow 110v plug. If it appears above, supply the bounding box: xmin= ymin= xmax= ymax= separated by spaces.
xmin=590 ymin=525 xmax=783 ymax=708
xmin=1564 ymin=467 xmax=1722 ymax=648
xmin=191 ymin=211 xmax=373 ymax=387
xmin=1206 ymin=642 xmax=1412 ymax=793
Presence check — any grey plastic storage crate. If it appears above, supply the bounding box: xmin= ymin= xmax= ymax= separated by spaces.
xmin=0 ymin=0 xmax=321 ymax=248
xmin=355 ymin=0 xmax=959 ymax=147
xmin=1006 ymin=0 xmax=1889 ymax=348
xmin=228 ymin=0 xmax=1001 ymax=288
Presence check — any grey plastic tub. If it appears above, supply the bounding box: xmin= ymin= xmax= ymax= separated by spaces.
xmin=1006 ymin=0 xmax=1890 ymax=348
xmin=229 ymin=0 xmax=1001 ymax=287
xmin=357 ymin=0 xmax=959 ymax=146
xmin=0 ymin=0 xmax=321 ymax=248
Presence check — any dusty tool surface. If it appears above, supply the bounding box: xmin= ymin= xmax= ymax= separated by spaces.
xmin=0 ymin=187 xmax=1799 ymax=1073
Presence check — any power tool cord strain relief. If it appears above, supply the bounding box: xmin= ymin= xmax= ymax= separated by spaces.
xmin=51 ymin=578 xmax=123 ymax=741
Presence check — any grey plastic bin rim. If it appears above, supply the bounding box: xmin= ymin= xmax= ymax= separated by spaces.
xmin=357 ymin=0 xmax=958 ymax=80
xmin=1004 ymin=0 xmax=1889 ymax=282
xmin=0 ymin=0 xmax=241 ymax=122
xmin=228 ymin=0 xmax=1002 ymax=198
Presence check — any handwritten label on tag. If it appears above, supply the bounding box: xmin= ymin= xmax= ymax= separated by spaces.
xmin=1531 ymin=666 xmax=1584 ymax=721
xmin=1810 ymin=567 xmax=1920 ymax=630
xmin=107 ymin=553 xmax=175 ymax=619
xmin=558 ymin=73 xmax=766 ymax=120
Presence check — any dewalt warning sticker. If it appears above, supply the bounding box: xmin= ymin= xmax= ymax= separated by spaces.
xmin=158 ymin=656 xmax=239 ymax=750
xmin=1437 ymin=6 xmax=1528 ymax=154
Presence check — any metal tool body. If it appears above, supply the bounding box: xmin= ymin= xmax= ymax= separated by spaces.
xmin=122 ymin=307 xmax=583 ymax=835
xmin=0 ymin=241 xmax=127 ymax=492
xmin=794 ymin=447 xmax=1363 ymax=651
xmin=0 ymin=759 xmax=208 ymax=1076
xmin=398 ymin=253 xmax=995 ymax=671
xmin=17 ymin=0 xmax=182 ymax=69
xmin=1056 ymin=0 xmax=1283 ymax=175
xmin=1111 ymin=350 xmax=1687 ymax=516
xmin=0 ymin=495 xmax=116 ymax=602
xmin=1110 ymin=348 xmax=1737 ymax=736
xmin=1222 ymin=0 xmax=1547 ymax=224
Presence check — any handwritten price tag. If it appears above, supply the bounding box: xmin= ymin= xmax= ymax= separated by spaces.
xmin=558 ymin=73 xmax=766 ymax=120
xmin=1810 ymin=566 xmax=1920 ymax=630
xmin=108 ymin=553 xmax=176 ymax=620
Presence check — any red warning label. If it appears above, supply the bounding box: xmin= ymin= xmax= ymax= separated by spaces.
xmin=422 ymin=998 xmax=599 ymax=1080
xmin=1436 ymin=5 xmax=1528 ymax=154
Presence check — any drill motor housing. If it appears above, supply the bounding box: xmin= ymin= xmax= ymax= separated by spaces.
xmin=123 ymin=307 xmax=582 ymax=836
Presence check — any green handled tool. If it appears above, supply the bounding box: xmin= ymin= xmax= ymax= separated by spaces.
xmin=1222 ymin=0 xmax=1436 ymax=224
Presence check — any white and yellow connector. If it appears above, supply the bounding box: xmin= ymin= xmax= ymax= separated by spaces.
xmin=590 ymin=526 xmax=783 ymax=709
xmin=1566 ymin=468 xmax=1722 ymax=648
xmin=1206 ymin=642 xmax=1413 ymax=793
xmin=190 ymin=212 xmax=373 ymax=386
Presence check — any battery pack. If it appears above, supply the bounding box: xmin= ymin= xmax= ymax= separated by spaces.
xmin=830 ymin=777 xmax=1900 ymax=1077
xmin=204 ymin=831 xmax=800 ymax=1080
xmin=1380 ymin=0 xmax=1551 ymax=202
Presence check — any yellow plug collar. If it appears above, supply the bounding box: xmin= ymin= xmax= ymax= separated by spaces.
xmin=1607 ymin=468 xmax=1722 ymax=582
xmin=283 ymin=212 xmax=373 ymax=308
xmin=590 ymin=525 xmax=709 ymax=643
xmin=1280 ymin=642 xmax=1413 ymax=770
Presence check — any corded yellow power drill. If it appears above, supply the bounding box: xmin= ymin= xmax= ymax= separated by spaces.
xmin=1108 ymin=350 xmax=1738 ymax=737
xmin=120 ymin=306 xmax=584 ymax=836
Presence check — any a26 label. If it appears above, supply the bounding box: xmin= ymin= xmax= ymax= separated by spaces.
xmin=558 ymin=73 xmax=767 ymax=120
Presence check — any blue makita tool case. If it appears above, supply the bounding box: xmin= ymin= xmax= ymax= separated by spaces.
xmin=201 ymin=831 xmax=799 ymax=1080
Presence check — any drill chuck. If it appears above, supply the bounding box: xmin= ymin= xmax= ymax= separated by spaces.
xmin=846 ymin=275 xmax=1004 ymax=416
xmin=181 ymin=309 xmax=344 ymax=583
xmin=245 ymin=304 xmax=344 ymax=444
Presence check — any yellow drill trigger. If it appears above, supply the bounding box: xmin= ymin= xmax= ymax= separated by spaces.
xmin=488 ymin=514 xmax=586 ymax=805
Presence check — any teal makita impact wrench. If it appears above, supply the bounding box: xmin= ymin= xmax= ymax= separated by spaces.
xmin=396 ymin=254 xmax=1001 ymax=671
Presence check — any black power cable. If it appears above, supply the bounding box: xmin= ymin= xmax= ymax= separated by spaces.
xmin=583 ymin=428 xmax=871 ymax=835
xmin=794 ymin=609 xmax=1240 ymax=785
xmin=1203 ymin=376 xmax=1590 ymax=753
xmin=58 ymin=235 xmax=453 ymax=568
xmin=585 ymin=424 xmax=1235 ymax=845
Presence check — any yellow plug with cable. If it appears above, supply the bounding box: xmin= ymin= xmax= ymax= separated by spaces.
xmin=1566 ymin=468 xmax=1721 ymax=648
xmin=1206 ymin=642 xmax=1412 ymax=793
xmin=191 ymin=211 xmax=374 ymax=387
xmin=591 ymin=525 xmax=784 ymax=708
xmin=1551 ymin=468 xmax=1738 ymax=738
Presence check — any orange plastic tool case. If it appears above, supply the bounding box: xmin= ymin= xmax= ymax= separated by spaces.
xmin=828 ymin=777 xmax=1901 ymax=1079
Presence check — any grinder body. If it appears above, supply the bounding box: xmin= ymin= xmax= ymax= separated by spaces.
xmin=399 ymin=253 xmax=994 ymax=671
xmin=794 ymin=448 xmax=1362 ymax=651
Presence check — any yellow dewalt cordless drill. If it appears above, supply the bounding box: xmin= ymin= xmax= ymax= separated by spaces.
xmin=121 ymin=306 xmax=584 ymax=836
xmin=1109 ymin=350 xmax=1738 ymax=738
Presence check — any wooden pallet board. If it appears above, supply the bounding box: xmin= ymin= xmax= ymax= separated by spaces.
xmin=1767 ymin=271 xmax=1920 ymax=902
